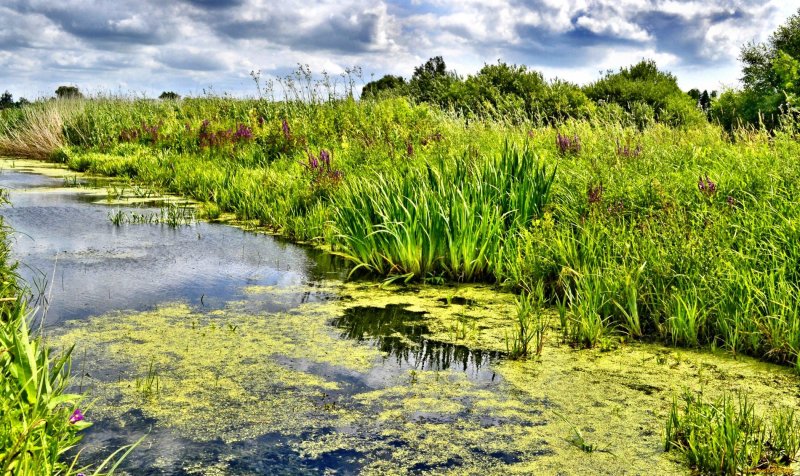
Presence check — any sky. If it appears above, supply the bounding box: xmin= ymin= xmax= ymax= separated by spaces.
xmin=0 ymin=0 xmax=798 ymax=100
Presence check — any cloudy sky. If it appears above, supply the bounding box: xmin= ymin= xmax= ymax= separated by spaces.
xmin=0 ymin=0 xmax=797 ymax=99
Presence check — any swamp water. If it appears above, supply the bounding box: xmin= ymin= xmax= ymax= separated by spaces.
xmin=2 ymin=159 xmax=799 ymax=475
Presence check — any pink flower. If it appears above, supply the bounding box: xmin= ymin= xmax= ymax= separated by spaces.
xmin=69 ymin=409 xmax=84 ymax=424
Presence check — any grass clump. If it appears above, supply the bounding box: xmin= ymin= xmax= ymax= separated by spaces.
xmin=664 ymin=390 xmax=800 ymax=475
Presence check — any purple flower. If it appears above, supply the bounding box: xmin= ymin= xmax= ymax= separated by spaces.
xmin=319 ymin=149 xmax=330 ymax=168
xmin=727 ymin=195 xmax=735 ymax=206
xmin=234 ymin=124 xmax=253 ymax=141
xmin=698 ymin=175 xmax=717 ymax=195
xmin=69 ymin=409 xmax=84 ymax=424
xmin=282 ymin=119 xmax=291 ymax=141
xmin=258 ymin=116 xmax=265 ymax=127
xmin=406 ymin=142 xmax=414 ymax=157
xmin=556 ymin=133 xmax=581 ymax=155
xmin=587 ymin=183 xmax=603 ymax=205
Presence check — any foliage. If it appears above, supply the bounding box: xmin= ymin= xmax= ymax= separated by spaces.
xmin=0 ymin=92 xmax=12 ymax=110
xmin=665 ymin=390 xmax=800 ymax=474
xmin=715 ymin=8 xmax=800 ymax=130
xmin=584 ymin=60 xmax=705 ymax=127
xmin=158 ymin=91 xmax=181 ymax=100
xmin=361 ymin=75 xmax=407 ymax=100
xmin=55 ymin=86 xmax=83 ymax=100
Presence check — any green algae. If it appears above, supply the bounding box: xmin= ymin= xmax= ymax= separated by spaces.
xmin=51 ymin=280 xmax=800 ymax=475
xmin=54 ymin=303 xmax=379 ymax=444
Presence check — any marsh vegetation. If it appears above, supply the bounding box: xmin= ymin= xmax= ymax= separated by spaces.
xmin=2 ymin=9 xmax=800 ymax=474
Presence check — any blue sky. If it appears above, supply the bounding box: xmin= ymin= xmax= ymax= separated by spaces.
xmin=0 ymin=0 xmax=797 ymax=99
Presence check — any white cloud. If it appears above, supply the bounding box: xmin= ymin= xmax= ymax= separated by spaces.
xmin=0 ymin=0 xmax=797 ymax=97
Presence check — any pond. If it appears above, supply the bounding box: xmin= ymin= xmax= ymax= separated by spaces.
xmin=2 ymin=159 xmax=799 ymax=475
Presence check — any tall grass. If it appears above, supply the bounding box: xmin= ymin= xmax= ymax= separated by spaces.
xmin=0 ymin=100 xmax=81 ymax=159
xmin=333 ymin=142 xmax=555 ymax=280
xmin=664 ymin=390 xmax=800 ymax=474
xmin=2 ymin=94 xmax=800 ymax=371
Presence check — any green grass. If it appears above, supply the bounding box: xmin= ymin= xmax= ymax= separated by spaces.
xmin=665 ymin=389 xmax=800 ymax=474
xmin=2 ymin=95 xmax=800 ymax=374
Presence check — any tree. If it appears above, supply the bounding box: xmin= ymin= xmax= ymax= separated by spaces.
xmin=55 ymin=85 xmax=82 ymax=99
xmin=584 ymin=60 xmax=704 ymax=127
xmin=0 ymin=91 xmax=12 ymax=109
xmin=361 ymin=75 xmax=406 ymax=99
xmin=699 ymin=90 xmax=711 ymax=112
xmin=408 ymin=56 xmax=460 ymax=105
xmin=159 ymin=91 xmax=181 ymax=100
xmin=716 ymin=8 xmax=800 ymax=130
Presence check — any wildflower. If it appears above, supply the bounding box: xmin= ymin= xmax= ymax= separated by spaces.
xmin=587 ymin=183 xmax=603 ymax=204
xmin=234 ymin=124 xmax=253 ymax=141
xmin=319 ymin=149 xmax=331 ymax=169
xmin=698 ymin=175 xmax=716 ymax=195
xmin=727 ymin=195 xmax=735 ymax=206
xmin=258 ymin=116 xmax=265 ymax=127
xmin=406 ymin=141 xmax=414 ymax=157
xmin=282 ymin=119 xmax=290 ymax=141
xmin=616 ymin=139 xmax=642 ymax=158
xmin=69 ymin=409 xmax=84 ymax=424
xmin=556 ymin=133 xmax=581 ymax=155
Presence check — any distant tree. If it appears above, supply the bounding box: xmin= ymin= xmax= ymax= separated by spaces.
xmin=0 ymin=91 xmax=12 ymax=109
xmin=55 ymin=85 xmax=82 ymax=99
xmin=713 ymin=8 xmax=800 ymax=130
xmin=159 ymin=91 xmax=181 ymax=100
xmin=361 ymin=75 xmax=406 ymax=99
xmin=699 ymin=90 xmax=711 ymax=112
xmin=408 ymin=56 xmax=460 ymax=105
xmin=458 ymin=61 xmax=547 ymax=117
xmin=413 ymin=56 xmax=447 ymax=78
xmin=584 ymin=59 xmax=704 ymax=127
xmin=688 ymin=88 xmax=701 ymax=104
xmin=16 ymin=97 xmax=29 ymax=107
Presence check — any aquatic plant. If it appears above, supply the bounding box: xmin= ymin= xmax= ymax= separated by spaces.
xmin=506 ymin=283 xmax=548 ymax=359
xmin=664 ymin=389 xmax=800 ymax=474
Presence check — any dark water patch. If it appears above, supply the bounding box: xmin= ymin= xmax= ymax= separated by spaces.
xmin=437 ymin=296 xmax=477 ymax=306
xmin=332 ymin=304 xmax=502 ymax=379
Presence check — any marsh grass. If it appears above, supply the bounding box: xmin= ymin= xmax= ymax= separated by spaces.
xmin=0 ymin=100 xmax=80 ymax=160
xmin=506 ymin=283 xmax=548 ymax=359
xmin=108 ymin=204 xmax=195 ymax=227
xmin=135 ymin=359 xmax=160 ymax=400
xmin=2 ymin=95 xmax=800 ymax=372
xmin=664 ymin=390 xmax=800 ymax=474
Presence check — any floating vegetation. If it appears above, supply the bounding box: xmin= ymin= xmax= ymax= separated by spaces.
xmin=107 ymin=203 xmax=196 ymax=227
xmin=49 ymin=280 xmax=800 ymax=474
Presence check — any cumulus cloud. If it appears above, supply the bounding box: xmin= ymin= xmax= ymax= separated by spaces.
xmin=0 ymin=0 xmax=795 ymax=97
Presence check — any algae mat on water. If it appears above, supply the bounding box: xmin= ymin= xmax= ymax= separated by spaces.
xmin=55 ymin=282 xmax=800 ymax=475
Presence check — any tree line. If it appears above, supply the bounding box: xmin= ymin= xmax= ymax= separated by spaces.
xmin=362 ymin=8 xmax=800 ymax=131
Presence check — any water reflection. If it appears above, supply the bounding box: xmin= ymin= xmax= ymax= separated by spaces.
xmin=332 ymin=304 xmax=502 ymax=374
xmin=0 ymin=169 xmax=344 ymax=322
